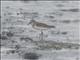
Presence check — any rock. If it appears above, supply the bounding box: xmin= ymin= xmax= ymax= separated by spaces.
xmin=61 ymin=32 xmax=67 ymax=35
xmin=0 ymin=35 xmax=8 ymax=40
xmin=22 ymin=52 xmax=39 ymax=60
xmin=6 ymin=32 xmax=14 ymax=37
xmin=61 ymin=20 xmax=71 ymax=24
xmin=20 ymin=37 xmax=33 ymax=42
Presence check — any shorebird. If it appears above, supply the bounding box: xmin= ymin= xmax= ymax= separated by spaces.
xmin=28 ymin=20 xmax=56 ymax=40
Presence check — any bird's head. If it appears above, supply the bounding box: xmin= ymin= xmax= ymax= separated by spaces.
xmin=28 ymin=20 xmax=35 ymax=25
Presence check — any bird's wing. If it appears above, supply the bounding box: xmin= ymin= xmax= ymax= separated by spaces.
xmin=36 ymin=22 xmax=49 ymax=28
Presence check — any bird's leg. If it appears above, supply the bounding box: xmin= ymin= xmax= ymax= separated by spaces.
xmin=41 ymin=30 xmax=44 ymax=41
xmin=39 ymin=30 xmax=44 ymax=41
xmin=23 ymin=14 xmax=25 ymax=20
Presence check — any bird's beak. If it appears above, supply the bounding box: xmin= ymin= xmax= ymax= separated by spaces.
xmin=27 ymin=21 xmax=31 ymax=25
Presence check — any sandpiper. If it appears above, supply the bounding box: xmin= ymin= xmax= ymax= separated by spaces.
xmin=28 ymin=20 xmax=55 ymax=30
xmin=28 ymin=20 xmax=56 ymax=40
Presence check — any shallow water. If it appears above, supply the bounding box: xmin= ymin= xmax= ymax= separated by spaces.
xmin=1 ymin=1 xmax=80 ymax=60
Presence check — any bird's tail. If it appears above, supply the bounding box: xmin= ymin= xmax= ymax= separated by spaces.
xmin=48 ymin=26 xmax=56 ymax=28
